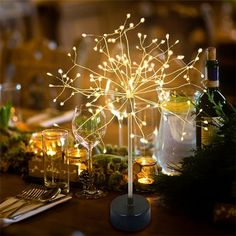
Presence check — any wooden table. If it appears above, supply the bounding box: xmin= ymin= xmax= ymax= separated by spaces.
xmin=0 ymin=173 xmax=234 ymax=236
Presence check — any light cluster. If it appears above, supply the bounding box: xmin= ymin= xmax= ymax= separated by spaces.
xmin=47 ymin=13 xmax=204 ymax=143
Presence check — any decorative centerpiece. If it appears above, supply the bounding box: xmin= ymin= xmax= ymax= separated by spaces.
xmin=47 ymin=14 xmax=203 ymax=231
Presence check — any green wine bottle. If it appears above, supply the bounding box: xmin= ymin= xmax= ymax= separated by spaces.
xmin=196 ymin=47 xmax=227 ymax=148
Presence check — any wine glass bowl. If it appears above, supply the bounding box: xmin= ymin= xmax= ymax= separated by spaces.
xmin=72 ymin=109 xmax=106 ymax=149
xmin=72 ymin=105 xmax=106 ymax=199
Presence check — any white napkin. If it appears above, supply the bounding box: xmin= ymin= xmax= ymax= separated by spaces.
xmin=39 ymin=110 xmax=74 ymax=127
xmin=0 ymin=194 xmax=72 ymax=227
xmin=26 ymin=113 xmax=52 ymax=125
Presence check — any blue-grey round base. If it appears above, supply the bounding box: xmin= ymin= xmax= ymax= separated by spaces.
xmin=110 ymin=194 xmax=151 ymax=232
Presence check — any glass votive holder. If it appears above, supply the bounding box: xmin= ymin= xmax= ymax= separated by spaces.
xmin=42 ymin=129 xmax=70 ymax=193
xmin=68 ymin=146 xmax=87 ymax=176
xmin=134 ymin=157 xmax=158 ymax=191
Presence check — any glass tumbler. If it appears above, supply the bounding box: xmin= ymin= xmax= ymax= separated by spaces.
xmin=156 ymin=100 xmax=196 ymax=176
xmin=42 ymin=129 xmax=69 ymax=193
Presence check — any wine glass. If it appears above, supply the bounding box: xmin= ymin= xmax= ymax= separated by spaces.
xmin=72 ymin=105 xmax=106 ymax=199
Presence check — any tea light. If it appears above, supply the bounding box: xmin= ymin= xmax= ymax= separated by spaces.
xmin=138 ymin=177 xmax=154 ymax=185
xmin=47 ymin=149 xmax=56 ymax=156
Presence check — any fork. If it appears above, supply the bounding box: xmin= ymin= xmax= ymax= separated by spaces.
xmin=0 ymin=184 xmax=46 ymax=214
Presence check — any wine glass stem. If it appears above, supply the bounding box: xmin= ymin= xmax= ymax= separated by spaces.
xmin=87 ymin=144 xmax=95 ymax=191
xmin=87 ymin=144 xmax=93 ymax=175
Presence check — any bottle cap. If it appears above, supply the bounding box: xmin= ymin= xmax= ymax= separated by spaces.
xmin=206 ymin=47 xmax=216 ymax=60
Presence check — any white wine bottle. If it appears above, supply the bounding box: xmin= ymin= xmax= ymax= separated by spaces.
xmin=196 ymin=47 xmax=227 ymax=148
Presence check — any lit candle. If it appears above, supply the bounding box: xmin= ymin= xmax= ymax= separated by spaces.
xmin=47 ymin=149 xmax=56 ymax=156
xmin=138 ymin=177 xmax=154 ymax=185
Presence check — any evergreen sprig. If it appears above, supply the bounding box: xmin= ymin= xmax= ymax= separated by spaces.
xmin=0 ymin=103 xmax=12 ymax=129
xmin=0 ymin=128 xmax=34 ymax=176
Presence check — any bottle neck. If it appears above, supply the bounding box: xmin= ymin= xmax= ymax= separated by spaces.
xmin=206 ymin=80 xmax=219 ymax=88
xmin=205 ymin=60 xmax=219 ymax=88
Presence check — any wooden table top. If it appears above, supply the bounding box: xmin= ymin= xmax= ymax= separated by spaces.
xmin=0 ymin=173 xmax=234 ymax=236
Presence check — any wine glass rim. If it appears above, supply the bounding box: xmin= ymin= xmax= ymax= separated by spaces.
xmin=74 ymin=105 xmax=106 ymax=114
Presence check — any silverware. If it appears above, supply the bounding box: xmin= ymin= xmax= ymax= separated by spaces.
xmin=10 ymin=194 xmax=68 ymax=221
xmin=37 ymin=188 xmax=61 ymax=203
xmin=0 ymin=184 xmax=46 ymax=213
xmin=0 ymin=188 xmax=61 ymax=219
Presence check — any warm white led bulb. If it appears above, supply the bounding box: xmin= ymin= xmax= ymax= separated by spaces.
xmin=140 ymin=18 xmax=145 ymax=23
